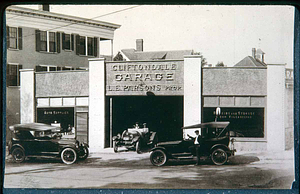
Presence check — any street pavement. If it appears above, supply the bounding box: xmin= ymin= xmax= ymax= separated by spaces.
xmin=3 ymin=147 xmax=297 ymax=190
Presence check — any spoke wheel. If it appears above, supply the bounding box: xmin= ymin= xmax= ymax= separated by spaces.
xmin=211 ymin=148 xmax=228 ymax=165
xmin=61 ymin=148 xmax=77 ymax=164
xmin=150 ymin=150 xmax=167 ymax=166
xmin=78 ymin=146 xmax=89 ymax=160
xmin=12 ymin=147 xmax=25 ymax=163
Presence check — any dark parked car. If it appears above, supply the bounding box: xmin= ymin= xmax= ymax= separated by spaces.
xmin=150 ymin=121 xmax=236 ymax=166
xmin=8 ymin=123 xmax=89 ymax=164
xmin=113 ymin=124 xmax=158 ymax=153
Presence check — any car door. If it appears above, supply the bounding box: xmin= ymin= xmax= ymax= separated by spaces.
xmin=34 ymin=131 xmax=60 ymax=155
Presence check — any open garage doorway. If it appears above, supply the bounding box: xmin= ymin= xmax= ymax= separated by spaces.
xmin=108 ymin=96 xmax=183 ymax=146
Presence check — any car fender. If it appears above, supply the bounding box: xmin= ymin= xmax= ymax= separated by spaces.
xmin=150 ymin=146 xmax=167 ymax=152
xmin=59 ymin=145 xmax=79 ymax=154
xmin=210 ymin=144 xmax=230 ymax=153
xmin=80 ymin=142 xmax=89 ymax=148
xmin=132 ymin=136 xmax=140 ymax=143
xmin=150 ymin=146 xmax=170 ymax=156
xmin=10 ymin=144 xmax=25 ymax=154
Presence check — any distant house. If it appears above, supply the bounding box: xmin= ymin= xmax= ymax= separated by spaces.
xmin=234 ymin=48 xmax=266 ymax=67
xmin=114 ymin=39 xmax=194 ymax=61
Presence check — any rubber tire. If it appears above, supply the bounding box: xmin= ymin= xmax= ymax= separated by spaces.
xmin=136 ymin=141 xmax=142 ymax=154
xmin=113 ymin=141 xmax=118 ymax=153
xmin=11 ymin=147 xmax=25 ymax=163
xmin=61 ymin=148 xmax=77 ymax=165
xmin=150 ymin=150 xmax=168 ymax=166
xmin=211 ymin=148 xmax=228 ymax=165
xmin=78 ymin=146 xmax=89 ymax=160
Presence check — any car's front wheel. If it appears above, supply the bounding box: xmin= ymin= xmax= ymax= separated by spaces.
xmin=78 ymin=146 xmax=89 ymax=160
xmin=150 ymin=149 xmax=168 ymax=166
xmin=113 ymin=141 xmax=118 ymax=153
xmin=61 ymin=148 xmax=77 ymax=164
xmin=11 ymin=147 xmax=25 ymax=163
xmin=136 ymin=140 xmax=142 ymax=154
xmin=211 ymin=148 xmax=228 ymax=165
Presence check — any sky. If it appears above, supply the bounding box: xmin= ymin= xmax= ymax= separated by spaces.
xmin=16 ymin=4 xmax=294 ymax=68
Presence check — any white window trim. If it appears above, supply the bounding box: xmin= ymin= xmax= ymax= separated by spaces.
xmin=47 ymin=31 xmax=50 ymax=52
xmin=85 ymin=36 xmax=88 ymax=56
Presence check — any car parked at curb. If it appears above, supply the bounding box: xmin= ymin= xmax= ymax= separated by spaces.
xmin=8 ymin=123 xmax=89 ymax=164
xmin=149 ymin=121 xmax=236 ymax=166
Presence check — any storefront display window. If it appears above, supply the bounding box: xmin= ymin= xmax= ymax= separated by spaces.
xmin=203 ymin=107 xmax=264 ymax=138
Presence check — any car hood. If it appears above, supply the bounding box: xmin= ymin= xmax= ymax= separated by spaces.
xmin=55 ymin=138 xmax=78 ymax=145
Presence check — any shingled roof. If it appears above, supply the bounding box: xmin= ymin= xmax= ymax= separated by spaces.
xmin=234 ymin=56 xmax=266 ymax=67
xmin=120 ymin=49 xmax=193 ymax=61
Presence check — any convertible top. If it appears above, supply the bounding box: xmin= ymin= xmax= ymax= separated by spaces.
xmin=182 ymin=121 xmax=230 ymax=129
xmin=9 ymin=123 xmax=60 ymax=132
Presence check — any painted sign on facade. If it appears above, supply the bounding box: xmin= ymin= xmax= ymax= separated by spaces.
xmin=106 ymin=61 xmax=184 ymax=96
xmin=285 ymin=68 xmax=293 ymax=80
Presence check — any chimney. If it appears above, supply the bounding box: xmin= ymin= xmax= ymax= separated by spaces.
xmin=136 ymin=39 xmax=143 ymax=52
xmin=38 ymin=4 xmax=50 ymax=11
xmin=252 ymin=48 xmax=256 ymax=59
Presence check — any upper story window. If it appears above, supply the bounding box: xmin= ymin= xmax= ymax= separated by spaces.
xmin=76 ymin=35 xmax=98 ymax=57
xmin=6 ymin=26 xmax=22 ymax=50
xmin=36 ymin=30 xmax=60 ymax=53
xmin=6 ymin=63 xmax=22 ymax=87
xmin=62 ymin=33 xmax=74 ymax=51
xmin=49 ymin=32 xmax=56 ymax=52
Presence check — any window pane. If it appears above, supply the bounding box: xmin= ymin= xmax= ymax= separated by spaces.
xmin=87 ymin=37 xmax=93 ymax=56
xmin=49 ymin=66 xmax=57 ymax=71
xmin=9 ymin=27 xmax=17 ymax=49
xmin=40 ymin=31 xmax=47 ymax=51
xmin=49 ymin=42 xmax=56 ymax=52
xmin=64 ymin=34 xmax=71 ymax=50
xmin=49 ymin=32 xmax=56 ymax=52
xmin=79 ymin=36 xmax=85 ymax=55
xmin=36 ymin=66 xmax=48 ymax=72
xmin=8 ymin=64 xmax=18 ymax=86
xmin=49 ymin=32 xmax=55 ymax=42
xmin=40 ymin=31 xmax=47 ymax=41
xmin=62 ymin=67 xmax=73 ymax=70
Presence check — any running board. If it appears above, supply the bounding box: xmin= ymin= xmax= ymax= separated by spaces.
xmin=176 ymin=156 xmax=194 ymax=159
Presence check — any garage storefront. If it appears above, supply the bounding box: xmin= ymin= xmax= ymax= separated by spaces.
xmin=20 ymin=57 xmax=293 ymax=152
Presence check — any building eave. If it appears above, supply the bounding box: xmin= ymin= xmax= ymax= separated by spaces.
xmin=6 ymin=5 xmax=121 ymax=30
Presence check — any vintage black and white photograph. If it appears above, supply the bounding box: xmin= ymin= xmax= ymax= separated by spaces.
xmin=3 ymin=3 xmax=297 ymax=191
